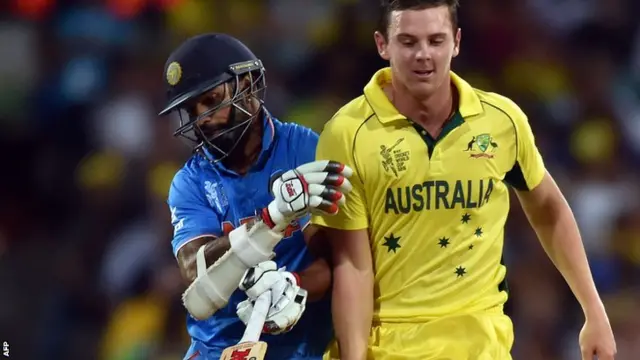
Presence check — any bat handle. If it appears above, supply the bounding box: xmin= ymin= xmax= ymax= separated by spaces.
xmin=240 ymin=290 xmax=271 ymax=343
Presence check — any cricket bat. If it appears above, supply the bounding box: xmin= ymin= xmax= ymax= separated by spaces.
xmin=220 ymin=291 xmax=271 ymax=360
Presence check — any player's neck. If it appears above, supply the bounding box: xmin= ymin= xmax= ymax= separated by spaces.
xmin=223 ymin=117 xmax=263 ymax=175
xmin=390 ymin=79 xmax=455 ymax=137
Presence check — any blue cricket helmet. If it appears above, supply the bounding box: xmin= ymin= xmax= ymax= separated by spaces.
xmin=159 ymin=33 xmax=267 ymax=162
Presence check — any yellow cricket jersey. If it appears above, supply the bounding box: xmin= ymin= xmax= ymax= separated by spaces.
xmin=311 ymin=68 xmax=546 ymax=322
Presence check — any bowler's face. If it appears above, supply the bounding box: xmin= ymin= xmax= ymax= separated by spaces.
xmin=376 ymin=6 xmax=460 ymax=98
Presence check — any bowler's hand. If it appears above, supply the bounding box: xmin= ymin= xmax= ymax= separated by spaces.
xmin=579 ymin=311 xmax=616 ymax=360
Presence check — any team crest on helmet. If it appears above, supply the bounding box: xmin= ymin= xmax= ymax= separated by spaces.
xmin=166 ymin=62 xmax=182 ymax=86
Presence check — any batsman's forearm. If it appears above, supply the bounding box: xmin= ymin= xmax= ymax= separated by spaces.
xmin=182 ymin=236 xmax=231 ymax=283
xmin=531 ymin=204 xmax=603 ymax=315
xmin=181 ymin=216 xmax=269 ymax=282
xmin=298 ymin=258 xmax=332 ymax=302
xmin=332 ymin=265 xmax=373 ymax=360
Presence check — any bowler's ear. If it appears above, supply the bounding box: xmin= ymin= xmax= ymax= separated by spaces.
xmin=453 ymin=28 xmax=461 ymax=58
xmin=374 ymin=31 xmax=390 ymax=61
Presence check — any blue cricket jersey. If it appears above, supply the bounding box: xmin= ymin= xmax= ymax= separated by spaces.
xmin=168 ymin=114 xmax=333 ymax=360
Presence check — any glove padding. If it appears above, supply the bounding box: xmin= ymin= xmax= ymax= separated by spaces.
xmin=236 ymin=288 xmax=307 ymax=335
xmin=237 ymin=261 xmax=307 ymax=335
xmin=239 ymin=261 xmax=298 ymax=302
xmin=261 ymin=160 xmax=353 ymax=231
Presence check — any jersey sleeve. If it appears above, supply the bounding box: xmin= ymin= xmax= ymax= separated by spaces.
xmin=167 ymin=169 xmax=222 ymax=256
xmin=503 ymin=101 xmax=546 ymax=191
xmin=293 ymin=125 xmax=320 ymax=166
xmin=311 ymin=115 xmax=369 ymax=230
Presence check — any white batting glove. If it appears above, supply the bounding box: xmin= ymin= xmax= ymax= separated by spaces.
xmin=237 ymin=289 xmax=307 ymax=335
xmin=236 ymin=288 xmax=307 ymax=335
xmin=237 ymin=261 xmax=307 ymax=335
xmin=259 ymin=160 xmax=353 ymax=232
xmin=238 ymin=261 xmax=297 ymax=304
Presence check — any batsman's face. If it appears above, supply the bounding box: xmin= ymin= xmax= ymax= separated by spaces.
xmin=183 ymin=78 xmax=259 ymax=159
xmin=375 ymin=6 xmax=461 ymax=98
xmin=188 ymin=84 xmax=233 ymax=139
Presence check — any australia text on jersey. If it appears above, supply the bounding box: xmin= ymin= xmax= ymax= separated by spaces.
xmin=385 ymin=178 xmax=495 ymax=214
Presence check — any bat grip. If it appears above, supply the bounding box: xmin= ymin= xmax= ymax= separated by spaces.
xmin=240 ymin=290 xmax=271 ymax=343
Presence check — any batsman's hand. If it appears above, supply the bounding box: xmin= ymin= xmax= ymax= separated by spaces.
xmin=237 ymin=261 xmax=307 ymax=335
xmin=260 ymin=160 xmax=353 ymax=232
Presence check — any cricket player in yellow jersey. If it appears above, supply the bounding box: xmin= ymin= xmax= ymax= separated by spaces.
xmin=311 ymin=1 xmax=617 ymax=359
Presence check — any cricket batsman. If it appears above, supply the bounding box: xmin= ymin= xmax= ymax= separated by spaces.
xmin=159 ymin=33 xmax=352 ymax=359
xmin=312 ymin=1 xmax=617 ymax=359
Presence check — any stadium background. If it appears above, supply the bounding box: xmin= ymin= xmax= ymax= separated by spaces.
xmin=0 ymin=0 xmax=639 ymax=359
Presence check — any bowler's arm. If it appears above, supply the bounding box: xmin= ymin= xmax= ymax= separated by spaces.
xmin=328 ymin=227 xmax=373 ymax=360
xmin=503 ymin=97 xmax=608 ymax=319
xmin=516 ymin=173 xmax=606 ymax=318
xmin=299 ymin=225 xmax=332 ymax=302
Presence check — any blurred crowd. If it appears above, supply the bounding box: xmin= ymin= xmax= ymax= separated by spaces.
xmin=0 ymin=0 xmax=638 ymax=359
